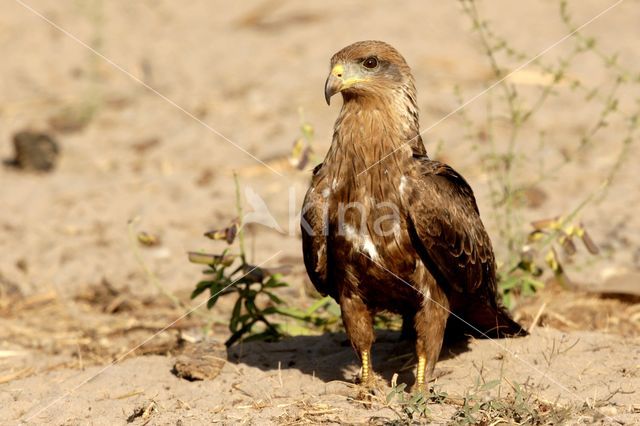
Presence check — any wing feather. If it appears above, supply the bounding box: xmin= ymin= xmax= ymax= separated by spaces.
xmin=300 ymin=164 xmax=334 ymax=298
xmin=407 ymin=157 xmax=495 ymax=293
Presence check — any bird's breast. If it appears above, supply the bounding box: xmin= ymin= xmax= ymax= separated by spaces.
xmin=321 ymin=170 xmax=416 ymax=272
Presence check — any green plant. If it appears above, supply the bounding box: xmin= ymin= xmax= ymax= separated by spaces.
xmin=290 ymin=108 xmax=318 ymax=170
xmin=188 ymin=174 xmax=340 ymax=346
xmin=500 ymin=216 xmax=599 ymax=307
xmin=452 ymin=377 xmax=573 ymax=425
xmin=385 ymin=374 xmax=449 ymax=421
xmin=456 ymin=0 xmax=639 ymax=303
xmin=385 ymin=383 xmax=431 ymax=420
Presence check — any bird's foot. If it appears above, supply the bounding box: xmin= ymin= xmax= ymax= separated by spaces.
xmin=353 ymin=374 xmax=383 ymax=406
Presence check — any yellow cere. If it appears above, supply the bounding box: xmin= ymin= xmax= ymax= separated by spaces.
xmin=331 ymin=64 xmax=344 ymax=77
xmin=331 ymin=63 xmax=367 ymax=88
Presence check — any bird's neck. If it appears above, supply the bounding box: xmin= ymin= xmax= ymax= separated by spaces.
xmin=327 ymin=85 xmax=424 ymax=176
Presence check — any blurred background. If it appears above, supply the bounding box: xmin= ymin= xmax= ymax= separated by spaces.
xmin=1 ymin=0 xmax=639 ymax=423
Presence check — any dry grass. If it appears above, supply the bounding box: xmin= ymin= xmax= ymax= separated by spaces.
xmin=516 ymin=280 xmax=640 ymax=337
xmin=0 ymin=281 xmax=204 ymax=380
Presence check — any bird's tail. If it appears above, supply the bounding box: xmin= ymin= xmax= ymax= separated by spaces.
xmin=449 ymin=299 xmax=528 ymax=338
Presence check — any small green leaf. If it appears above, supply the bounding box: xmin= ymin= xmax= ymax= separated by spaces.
xmin=479 ymin=379 xmax=501 ymax=391
xmin=229 ymin=298 xmax=243 ymax=332
xmin=264 ymin=281 xmax=288 ymax=289
xmin=306 ymin=296 xmax=333 ymax=315
xmin=265 ymin=292 xmax=284 ymax=305
xmin=386 ymin=391 xmax=396 ymax=404
xmin=277 ymin=322 xmax=316 ymax=336
xmin=274 ymin=306 xmax=310 ymax=321
xmin=188 ymin=251 xmax=235 ymax=266
xmin=191 ymin=280 xmax=212 ymax=299
xmin=206 ymin=293 xmax=220 ymax=309
xmin=245 ymin=297 xmax=257 ymax=315
xmin=261 ymin=306 xmax=278 ymax=315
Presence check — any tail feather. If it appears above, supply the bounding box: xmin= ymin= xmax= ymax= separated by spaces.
xmin=448 ymin=302 xmax=528 ymax=338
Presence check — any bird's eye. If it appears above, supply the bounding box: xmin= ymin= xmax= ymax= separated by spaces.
xmin=362 ymin=57 xmax=378 ymax=69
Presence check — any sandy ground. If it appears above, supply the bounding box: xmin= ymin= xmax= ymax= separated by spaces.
xmin=3 ymin=328 xmax=639 ymax=424
xmin=1 ymin=0 xmax=640 ymax=424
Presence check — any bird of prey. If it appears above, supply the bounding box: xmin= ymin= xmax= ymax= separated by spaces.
xmin=301 ymin=41 xmax=527 ymax=390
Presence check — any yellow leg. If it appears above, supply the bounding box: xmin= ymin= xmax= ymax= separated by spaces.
xmin=416 ymin=355 xmax=426 ymax=389
xmin=361 ymin=350 xmax=371 ymax=384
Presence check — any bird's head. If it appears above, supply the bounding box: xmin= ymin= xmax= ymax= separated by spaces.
xmin=324 ymin=40 xmax=414 ymax=105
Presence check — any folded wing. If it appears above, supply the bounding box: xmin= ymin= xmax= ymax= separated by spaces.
xmin=406 ymin=156 xmax=526 ymax=337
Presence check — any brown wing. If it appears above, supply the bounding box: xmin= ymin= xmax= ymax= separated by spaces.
xmin=406 ymin=157 xmax=496 ymax=293
xmin=407 ymin=157 xmax=528 ymax=337
xmin=300 ymin=164 xmax=334 ymax=298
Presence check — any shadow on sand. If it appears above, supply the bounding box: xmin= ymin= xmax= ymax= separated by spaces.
xmin=227 ymin=330 xmax=472 ymax=387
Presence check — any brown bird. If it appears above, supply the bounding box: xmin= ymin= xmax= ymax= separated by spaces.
xmin=301 ymin=41 xmax=527 ymax=390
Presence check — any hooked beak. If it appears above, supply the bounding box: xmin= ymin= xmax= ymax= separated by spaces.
xmin=324 ymin=63 xmax=366 ymax=105
xmin=324 ymin=64 xmax=344 ymax=105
